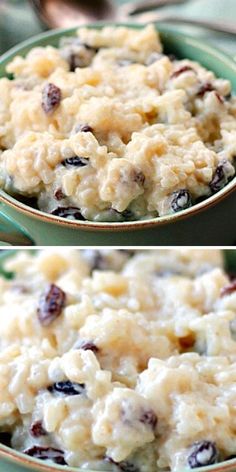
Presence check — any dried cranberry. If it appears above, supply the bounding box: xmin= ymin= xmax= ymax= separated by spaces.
xmin=37 ymin=284 xmax=66 ymax=327
xmin=54 ymin=188 xmax=65 ymax=200
xmin=42 ymin=83 xmax=61 ymax=114
xmin=78 ymin=340 xmax=99 ymax=353
xmin=187 ymin=441 xmax=218 ymax=468
xmin=51 ymin=206 xmax=85 ymax=220
xmin=220 ymin=279 xmax=236 ymax=297
xmin=139 ymin=409 xmax=157 ymax=430
xmin=171 ymin=189 xmax=192 ymax=212
xmin=24 ymin=446 xmax=67 ymax=465
xmin=30 ymin=421 xmax=47 ymax=438
xmin=210 ymin=164 xmax=228 ymax=193
xmin=48 ymin=381 xmax=85 ymax=396
xmin=62 ymin=156 xmax=89 ymax=167
xmin=171 ymin=66 xmax=194 ymax=79
xmin=105 ymin=457 xmax=139 ymax=472
xmin=75 ymin=124 xmax=93 ymax=133
xmin=197 ymin=82 xmax=215 ymax=97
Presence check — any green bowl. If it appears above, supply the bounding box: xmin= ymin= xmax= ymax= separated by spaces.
xmin=0 ymin=248 xmax=236 ymax=472
xmin=0 ymin=23 xmax=236 ymax=246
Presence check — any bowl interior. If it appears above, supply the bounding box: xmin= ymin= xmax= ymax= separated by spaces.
xmin=0 ymin=23 xmax=236 ymax=230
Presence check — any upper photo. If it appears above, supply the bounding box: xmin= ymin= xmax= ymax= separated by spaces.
xmin=0 ymin=0 xmax=236 ymax=246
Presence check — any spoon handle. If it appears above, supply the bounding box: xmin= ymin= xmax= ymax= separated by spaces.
xmin=134 ymin=12 xmax=236 ymax=35
xmin=120 ymin=0 xmax=187 ymax=16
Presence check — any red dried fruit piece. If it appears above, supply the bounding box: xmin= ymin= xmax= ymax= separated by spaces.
xmin=30 ymin=420 xmax=47 ymax=438
xmin=24 ymin=446 xmax=67 ymax=465
xmin=220 ymin=279 xmax=236 ymax=297
xmin=171 ymin=66 xmax=194 ymax=79
xmin=37 ymin=284 xmax=66 ymax=327
xmin=42 ymin=83 xmax=61 ymax=114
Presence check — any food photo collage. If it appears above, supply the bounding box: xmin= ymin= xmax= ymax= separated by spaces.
xmin=0 ymin=1 xmax=236 ymax=472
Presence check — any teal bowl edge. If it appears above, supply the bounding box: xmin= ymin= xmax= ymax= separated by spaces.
xmin=0 ymin=249 xmax=236 ymax=470
xmin=0 ymin=22 xmax=236 ymax=232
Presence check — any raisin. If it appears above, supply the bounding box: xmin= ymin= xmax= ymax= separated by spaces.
xmin=105 ymin=457 xmax=139 ymax=472
xmin=48 ymin=381 xmax=85 ymax=396
xmin=179 ymin=333 xmax=196 ymax=350
xmin=42 ymin=83 xmax=61 ymax=114
xmin=51 ymin=206 xmax=85 ymax=220
xmin=24 ymin=446 xmax=67 ymax=465
xmin=171 ymin=189 xmax=192 ymax=212
xmin=187 ymin=441 xmax=218 ymax=468
xmin=210 ymin=164 xmax=228 ymax=193
xmin=197 ymin=82 xmax=215 ymax=97
xmin=120 ymin=209 xmax=136 ymax=220
xmin=139 ymin=409 xmax=157 ymax=430
xmin=225 ymin=92 xmax=232 ymax=100
xmin=0 ymin=432 xmax=12 ymax=447
xmin=220 ymin=279 xmax=236 ymax=297
xmin=83 ymin=250 xmax=108 ymax=271
xmin=75 ymin=124 xmax=93 ymax=133
xmin=168 ymin=54 xmax=177 ymax=62
xmin=30 ymin=421 xmax=47 ymax=438
xmin=37 ymin=284 xmax=66 ymax=327
xmin=78 ymin=340 xmax=99 ymax=353
xmin=171 ymin=66 xmax=194 ymax=79
xmin=54 ymin=188 xmax=65 ymax=200
xmin=118 ymin=250 xmax=135 ymax=257
xmin=60 ymin=38 xmax=97 ymax=70
xmin=62 ymin=156 xmax=89 ymax=167
xmin=133 ymin=170 xmax=145 ymax=186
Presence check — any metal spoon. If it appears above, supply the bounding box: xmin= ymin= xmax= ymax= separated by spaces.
xmin=28 ymin=0 xmax=187 ymax=28
xmin=136 ymin=11 xmax=236 ymax=35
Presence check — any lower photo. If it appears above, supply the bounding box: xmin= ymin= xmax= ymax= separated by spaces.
xmin=0 ymin=248 xmax=236 ymax=472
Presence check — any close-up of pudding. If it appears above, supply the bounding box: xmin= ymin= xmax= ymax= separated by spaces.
xmin=1 ymin=249 xmax=236 ymax=471
xmin=0 ymin=25 xmax=235 ymax=223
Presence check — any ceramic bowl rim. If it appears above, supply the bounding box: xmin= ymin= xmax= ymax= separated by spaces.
xmin=1 ymin=442 xmax=236 ymax=472
xmin=1 ymin=23 xmax=236 ymax=230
